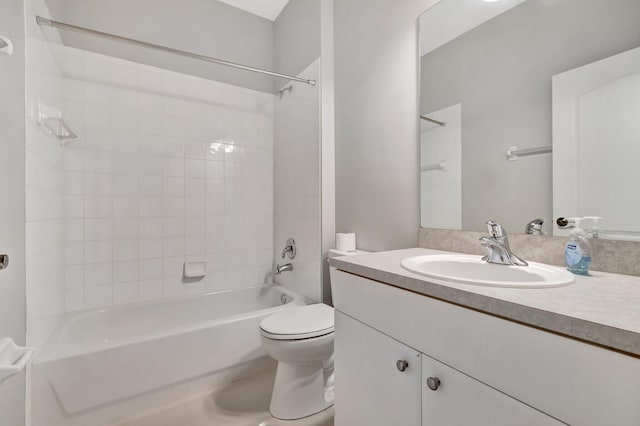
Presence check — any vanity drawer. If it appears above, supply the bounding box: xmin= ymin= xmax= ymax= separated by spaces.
xmin=331 ymin=269 xmax=640 ymax=426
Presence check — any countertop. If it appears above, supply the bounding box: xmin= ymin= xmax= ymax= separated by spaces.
xmin=329 ymin=248 xmax=640 ymax=357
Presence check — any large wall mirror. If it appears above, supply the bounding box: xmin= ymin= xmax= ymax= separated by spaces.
xmin=418 ymin=0 xmax=640 ymax=240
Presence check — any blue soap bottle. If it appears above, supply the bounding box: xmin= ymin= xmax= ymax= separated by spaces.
xmin=564 ymin=218 xmax=592 ymax=275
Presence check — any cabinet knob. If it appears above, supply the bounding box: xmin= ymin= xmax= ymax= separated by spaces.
xmin=396 ymin=360 xmax=409 ymax=372
xmin=426 ymin=376 xmax=441 ymax=391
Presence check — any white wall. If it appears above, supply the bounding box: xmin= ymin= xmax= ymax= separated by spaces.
xmin=59 ymin=47 xmax=274 ymax=311
xmin=0 ymin=0 xmax=26 ymax=424
xmin=274 ymin=60 xmax=322 ymax=302
xmin=274 ymin=0 xmax=321 ymax=84
xmin=334 ymin=0 xmax=438 ymax=251
xmin=44 ymin=0 xmax=276 ymax=93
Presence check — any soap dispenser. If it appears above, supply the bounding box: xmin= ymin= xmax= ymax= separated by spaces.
xmin=564 ymin=217 xmax=592 ymax=276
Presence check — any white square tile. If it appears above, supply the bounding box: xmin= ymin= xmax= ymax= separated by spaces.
xmin=185 ymin=236 xmax=206 ymax=256
xmin=114 ymin=239 xmax=138 ymax=261
xmin=113 ymin=196 xmax=138 ymax=217
xmin=85 ymin=218 xmax=113 ymax=241
xmin=185 ymin=159 xmax=205 ymax=178
xmin=205 ymin=179 xmax=224 ymax=198
xmin=185 ymin=198 xmax=205 ymax=217
xmin=65 ymin=242 xmax=84 ymax=265
xmin=139 ymin=238 xmax=163 ymax=258
xmin=65 ymin=195 xmax=84 ymax=219
xmin=113 ymin=107 xmax=139 ymax=132
xmin=185 ymin=178 xmax=205 ymax=198
xmin=85 ymin=240 xmax=113 ymax=263
xmin=139 ymin=175 xmax=162 ymax=196
xmin=139 ymin=258 xmax=163 ymax=280
xmin=65 ymin=288 xmax=85 ymax=312
xmin=114 ymin=260 xmax=138 ymax=282
xmin=163 ymin=217 xmax=185 ymax=237
xmin=138 ymin=92 xmax=163 ymax=114
xmin=139 ymin=155 xmax=163 ymax=176
xmin=65 ymin=265 xmax=84 ymax=289
xmin=184 ymin=140 xmax=205 ymax=159
xmin=139 ymin=112 xmax=163 ymax=135
xmin=139 ymin=279 xmax=163 ymax=301
xmin=163 ymin=158 xmax=185 ymax=177
xmin=163 ymin=115 xmax=185 ymax=138
xmin=205 ymin=161 xmax=224 ymax=179
xmin=164 ymin=197 xmax=185 ymax=217
xmin=162 ymin=137 xmax=184 ymax=157
xmin=112 ymin=131 xmax=139 ymax=153
xmin=139 ymin=197 xmax=163 ymax=217
xmin=65 ymin=172 xmax=84 ymax=195
xmin=164 ymin=177 xmax=184 ymax=197
xmin=112 ymin=62 xmax=138 ymax=87
xmin=85 ymin=285 xmax=113 ymax=309
xmin=112 ymin=152 xmax=139 ymax=175
xmin=65 ymin=219 xmax=84 ymax=242
xmin=139 ymin=218 xmax=163 ymax=238
xmin=84 ymin=82 xmax=111 ymax=106
xmin=84 ymin=52 xmax=111 ymax=83
xmin=163 ymin=237 xmax=185 ymax=256
xmin=84 ymin=174 xmax=112 ymax=196
xmin=113 ymin=282 xmax=139 ymax=305
xmin=112 ymin=175 xmax=139 ymax=196
xmin=113 ymin=217 xmax=138 ymax=239
xmin=84 ymin=262 xmax=113 ymax=287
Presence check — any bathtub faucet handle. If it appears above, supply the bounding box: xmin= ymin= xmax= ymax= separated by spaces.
xmin=274 ymin=263 xmax=293 ymax=275
xmin=281 ymin=237 xmax=296 ymax=260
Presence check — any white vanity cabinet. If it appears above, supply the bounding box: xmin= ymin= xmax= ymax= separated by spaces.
xmin=331 ymin=269 xmax=640 ymax=426
xmin=421 ymin=355 xmax=562 ymax=426
xmin=334 ymin=311 xmax=421 ymax=426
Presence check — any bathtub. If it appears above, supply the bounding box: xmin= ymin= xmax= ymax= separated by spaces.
xmin=33 ymin=285 xmax=306 ymax=416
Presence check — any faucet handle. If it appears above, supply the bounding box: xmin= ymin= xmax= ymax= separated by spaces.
xmin=485 ymin=221 xmax=506 ymax=238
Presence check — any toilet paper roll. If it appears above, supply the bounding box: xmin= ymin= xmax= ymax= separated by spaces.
xmin=336 ymin=233 xmax=356 ymax=251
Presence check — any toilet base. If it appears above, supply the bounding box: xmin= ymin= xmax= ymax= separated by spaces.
xmin=269 ymin=360 xmax=335 ymax=420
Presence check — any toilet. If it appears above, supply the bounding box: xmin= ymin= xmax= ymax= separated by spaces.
xmin=259 ymin=249 xmax=369 ymax=420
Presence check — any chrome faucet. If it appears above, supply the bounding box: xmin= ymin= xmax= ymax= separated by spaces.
xmin=479 ymin=221 xmax=528 ymax=266
xmin=525 ymin=218 xmax=544 ymax=235
xmin=274 ymin=263 xmax=293 ymax=274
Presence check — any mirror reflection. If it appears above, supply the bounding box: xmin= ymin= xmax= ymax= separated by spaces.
xmin=418 ymin=0 xmax=640 ymax=240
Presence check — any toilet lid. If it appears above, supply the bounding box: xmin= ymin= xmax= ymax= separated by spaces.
xmin=260 ymin=304 xmax=334 ymax=340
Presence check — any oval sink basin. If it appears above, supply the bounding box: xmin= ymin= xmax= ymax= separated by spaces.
xmin=401 ymin=254 xmax=575 ymax=288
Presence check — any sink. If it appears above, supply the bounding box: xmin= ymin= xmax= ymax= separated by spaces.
xmin=401 ymin=254 xmax=575 ymax=288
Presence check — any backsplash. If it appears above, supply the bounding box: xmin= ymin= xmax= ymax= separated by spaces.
xmin=419 ymin=228 xmax=640 ymax=277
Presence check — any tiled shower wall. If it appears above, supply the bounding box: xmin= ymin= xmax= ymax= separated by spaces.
xmin=274 ymin=60 xmax=322 ymax=302
xmin=60 ymin=47 xmax=274 ymax=311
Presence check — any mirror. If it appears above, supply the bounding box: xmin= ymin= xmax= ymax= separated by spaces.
xmin=418 ymin=0 xmax=640 ymax=240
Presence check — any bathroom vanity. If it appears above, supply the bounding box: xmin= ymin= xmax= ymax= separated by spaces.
xmin=329 ymin=248 xmax=640 ymax=426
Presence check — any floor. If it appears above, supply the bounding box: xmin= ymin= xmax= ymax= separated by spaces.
xmin=112 ymin=370 xmax=335 ymax=426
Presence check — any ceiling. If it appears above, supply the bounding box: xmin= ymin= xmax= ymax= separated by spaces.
xmin=217 ymin=0 xmax=291 ymax=21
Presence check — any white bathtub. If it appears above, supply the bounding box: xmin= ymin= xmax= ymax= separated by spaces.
xmin=33 ymin=285 xmax=306 ymax=417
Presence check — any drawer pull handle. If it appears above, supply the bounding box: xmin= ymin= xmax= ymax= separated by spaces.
xmin=427 ymin=377 xmax=441 ymax=391
xmin=396 ymin=360 xmax=409 ymax=372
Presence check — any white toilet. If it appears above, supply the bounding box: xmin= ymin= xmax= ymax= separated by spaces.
xmin=259 ymin=249 xmax=369 ymax=420
xmin=260 ymin=303 xmax=335 ymax=420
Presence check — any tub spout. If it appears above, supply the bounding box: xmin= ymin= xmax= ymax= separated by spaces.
xmin=274 ymin=263 xmax=293 ymax=274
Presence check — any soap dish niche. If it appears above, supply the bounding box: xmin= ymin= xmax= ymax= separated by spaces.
xmin=33 ymin=100 xmax=78 ymax=145
xmin=0 ymin=338 xmax=34 ymax=385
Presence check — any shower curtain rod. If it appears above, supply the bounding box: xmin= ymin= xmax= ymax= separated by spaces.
xmin=36 ymin=16 xmax=317 ymax=86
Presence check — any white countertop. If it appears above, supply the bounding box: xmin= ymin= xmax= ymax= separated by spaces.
xmin=329 ymin=248 xmax=640 ymax=357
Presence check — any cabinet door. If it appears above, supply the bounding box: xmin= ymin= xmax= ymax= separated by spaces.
xmin=422 ymin=355 xmax=563 ymax=426
xmin=334 ymin=311 xmax=422 ymax=426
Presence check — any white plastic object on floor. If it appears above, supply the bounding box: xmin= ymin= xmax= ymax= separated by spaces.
xmin=0 ymin=338 xmax=33 ymax=385
xmin=183 ymin=261 xmax=206 ymax=278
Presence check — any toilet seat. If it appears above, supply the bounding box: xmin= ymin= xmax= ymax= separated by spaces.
xmin=260 ymin=304 xmax=334 ymax=340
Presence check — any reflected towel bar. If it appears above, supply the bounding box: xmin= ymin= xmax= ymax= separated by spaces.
xmin=506 ymin=146 xmax=552 ymax=161
xmin=421 ymin=160 xmax=448 ymax=172
xmin=420 ymin=115 xmax=446 ymax=127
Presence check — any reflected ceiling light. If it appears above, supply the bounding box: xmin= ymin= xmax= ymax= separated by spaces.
xmin=482 ymin=0 xmax=501 ymax=2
